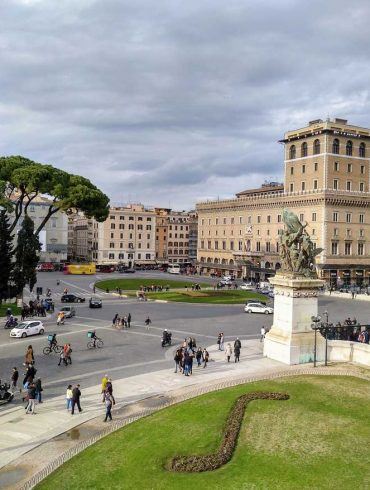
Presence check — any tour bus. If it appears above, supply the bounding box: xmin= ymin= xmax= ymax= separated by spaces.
xmin=168 ymin=264 xmax=181 ymax=274
xmin=63 ymin=263 xmax=96 ymax=275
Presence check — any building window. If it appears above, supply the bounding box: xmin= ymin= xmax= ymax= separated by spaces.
xmin=238 ymin=240 xmax=243 ymax=251
xmin=359 ymin=143 xmax=366 ymax=157
xmin=231 ymin=217 xmax=234 ymax=224
xmin=347 ymin=163 xmax=352 ymax=173
xmin=346 ymin=213 xmax=352 ymax=223
xmin=302 ymin=164 xmax=306 ymax=174
xmin=346 ymin=140 xmax=353 ymax=156
xmin=333 ymin=179 xmax=338 ymax=190
xmin=223 ymin=218 xmax=227 ymax=225
xmin=290 ymin=166 xmax=294 ymax=175
xmin=146 ymin=225 xmax=152 ymax=230
xmin=109 ymin=242 xmax=114 ymax=248
xmin=313 ymin=179 xmax=318 ymax=190
xmin=314 ymin=162 xmax=318 ymax=171
xmin=256 ymin=241 xmax=261 ymax=252
xmin=289 ymin=145 xmax=296 ymax=159
xmin=312 ymin=229 xmax=315 ymax=235
xmin=331 ymin=242 xmax=338 ymax=255
xmin=266 ymin=242 xmax=271 ymax=252
xmin=110 ymin=232 xmax=114 ymax=239
xmin=360 ymin=229 xmax=364 ymax=237
xmin=119 ymin=224 xmax=124 ymax=229
xmin=147 ymin=217 xmax=152 ymax=221
xmin=222 ymin=241 xmax=226 ymax=250
xmin=290 ymin=183 xmax=294 ymax=192
xmin=267 ymin=215 xmax=271 ymax=223
xmin=312 ymin=212 xmax=317 ymax=221
xmin=215 ymin=218 xmax=219 ymax=225
xmin=119 ymin=253 xmax=124 ymax=259
xmin=334 ymin=161 xmax=339 ymax=172
xmin=334 ymin=228 xmax=338 ymax=236
xmin=360 ymin=165 xmax=365 ymax=174
xmin=277 ymin=214 xmax=282 ymax=223
xmin=207 ymin=241 xmax=211 ymax=249
xmin=257 ymin=215 xmax=261 ymax=224
xmin=239 ymin=216 xmax=242 ymax=224
xmin=301 ymin=181 xmax=305 ymax=191
xmin=346 ymin=181 xmax=352 ymax=191
xmin=346 ymin=229 xmax=351 ymax=238
xmin=215 ymin=241 xmax=218 ymax=250
xmin=109 ymin=253 xmax=115 ymax=259
xmin=119 ymin=216 xmax=124 ymax=220
xmin=359 ymin=182 xmax=365 ymax=192
xmin=299 ymin=213 xmax=304 ymax=222
xmin=359 ymin=214 xmax=364 ymax=224
xmin=301 ymin=142 xmax=308 ymax=157
xmin=129 ymin=216 xmax=134 ymax=221
xmin=333 ymin=212 xmax=338 ymax=222
xmin=230 ymin=241 xmax=234 ymax=250
xmin=146 ymin=253 xmax=151 ymax=259
xmin=201 ymin=240 xmax=204 ymax=248
xmin=332 ymin=138 xmax=340 ymax=154
xmin=358 ymin=243 xmax=364 ymax=256
xmin=313 ymin=139 xmax=320 ymax=154
xmin=247 ymin=216 xmax=251 ymax=224
xmin=110 ymin=215 xmax=115 ymax=220
xmin=110 ymin=223 xmax=115 ymax=229
xmin=344 ymin=242 xmax=351 ymax=255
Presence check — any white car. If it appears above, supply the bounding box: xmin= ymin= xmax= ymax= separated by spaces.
xmin=244 ymin=303 xmax=274 ymax=314
xmin=10 ymin=320 xmax=45 ymax=338
xmin=239 ymin=283 xmax=254 ymax=290
xmin=59 ymin=306 xmax=76 ymax=318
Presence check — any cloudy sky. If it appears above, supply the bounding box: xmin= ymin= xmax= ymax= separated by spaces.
xmin=1 ymin=0 xmax=370 ymax=209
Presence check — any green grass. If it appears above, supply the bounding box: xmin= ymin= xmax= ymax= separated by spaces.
xmin=0 ymin=302 xmax=21 ymax=317
xmin=127 ymin=289 xmax=267 ymax=304
xmin=96 ymin=278 xmax=209 ymax=291
xmin=36 ymin=375 xmax=370 ymax=490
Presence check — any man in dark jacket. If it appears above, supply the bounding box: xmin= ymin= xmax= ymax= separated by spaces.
xmin=71 ymin=384 xmax=82 ymax=415
xmin=234 ymin=338 xmax=241 ymax=363
xmin=11 ymin=367 xmax=19 ymax=391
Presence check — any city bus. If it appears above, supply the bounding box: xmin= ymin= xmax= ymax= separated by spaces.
xmin=168 ymin=264 xmax=181 ymax=274
xmin=63 ymin=263 xmax=96 ymax=275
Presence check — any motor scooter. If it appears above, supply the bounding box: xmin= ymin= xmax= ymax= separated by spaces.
xmin=0 ymin=381 xmax=14 ymax=405
xmin=4 ymin=318 xmax=18 ymax=329
xmin=161 ymin=332 xmax=172 ymax=347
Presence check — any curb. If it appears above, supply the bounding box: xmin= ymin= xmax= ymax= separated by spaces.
xmin=19 ymin=367 xmax=368 ymax=489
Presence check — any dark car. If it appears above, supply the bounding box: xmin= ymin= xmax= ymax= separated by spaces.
xmin=119 ymin=267 xmax=135 ymax=273
xmin=61 ymin=294 xmax=86 ymax=303
xmin=89 ymin=297 xmax=102 ymax=308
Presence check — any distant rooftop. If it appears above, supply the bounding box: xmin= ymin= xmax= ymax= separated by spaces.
xmin=236 ymin=181 xmax=284 ymax=198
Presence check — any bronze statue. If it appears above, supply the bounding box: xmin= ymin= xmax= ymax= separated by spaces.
xmin=279 ymin=209 xmax=323 ymax=277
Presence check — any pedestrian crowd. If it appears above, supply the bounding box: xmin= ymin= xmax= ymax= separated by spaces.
xmin=112 ymin=312 xmax=132 ymax=328
xmin=327 ymin=318 xmax=370 ymax=343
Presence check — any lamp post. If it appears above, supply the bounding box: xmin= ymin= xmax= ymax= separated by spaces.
xmin=311 ymin=315 xmax=321 ymax=367
xmin=324 ymin=311 xmax=329 ymax=366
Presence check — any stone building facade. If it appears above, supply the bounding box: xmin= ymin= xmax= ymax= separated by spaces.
xmin=196 ymin=118 xmax=370 ymax=287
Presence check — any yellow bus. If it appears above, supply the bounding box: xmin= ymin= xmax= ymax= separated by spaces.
xmin=63 ymin=263 xmax=96 ymax=275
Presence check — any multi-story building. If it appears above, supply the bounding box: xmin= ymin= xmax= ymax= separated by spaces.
xmin=96 ymin=203 xmax=156 ymax=266
xmin=155 ymin=209 xmax=197 ymax=265
xmin=188 ymin=211 xmax=198 ymax=263
xmin=12 ymin=195 xmax=68 ymax=264
xmin=196 ymin=118 xmax=370 ymax=287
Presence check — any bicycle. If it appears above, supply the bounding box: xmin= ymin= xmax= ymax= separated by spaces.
xmin=43 ymin=343 xmax=63 ymax=355
xmin=87 ymin=337 xmax=104 ymax=349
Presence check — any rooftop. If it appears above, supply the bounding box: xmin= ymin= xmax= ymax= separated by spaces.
xmin=236 ymin=182 xmax=284 ymax=198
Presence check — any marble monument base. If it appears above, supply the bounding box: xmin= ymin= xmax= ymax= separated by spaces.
xmin=263 ymin=274 xmax=325 ymax=365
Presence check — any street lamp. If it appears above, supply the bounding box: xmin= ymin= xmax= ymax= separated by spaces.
xmin=311 ymin=315 xmax=321 ymax=367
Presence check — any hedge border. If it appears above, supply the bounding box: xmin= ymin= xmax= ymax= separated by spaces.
xmin=19 ymin=368 xmax=368 ymax=489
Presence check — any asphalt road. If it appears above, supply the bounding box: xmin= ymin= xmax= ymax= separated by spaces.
xmin=0 ymin=271 xmax=368 ymax=403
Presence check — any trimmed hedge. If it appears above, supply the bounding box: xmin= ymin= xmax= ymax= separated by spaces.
xmin=169 ymin=391 xmax=289 ymax=472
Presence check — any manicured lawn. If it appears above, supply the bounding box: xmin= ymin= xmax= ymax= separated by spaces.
xmin=96 ymin=278 xmax=209 ymax=291
xmin=127 ymin=289 xmax=267 ymax=304
xmin=37 ymin=375 xmax=370 ymax=490
xmin=0 ymin=302 xmax=21 ymax=317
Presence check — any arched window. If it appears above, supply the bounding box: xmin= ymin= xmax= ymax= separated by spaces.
xmin=214 ymin=258 xmax=219 ymax=264
xmin=207 ymin=257 xmax=212 ymax=263
xmin=246 ymin=239 xmax=251 ymax=252
xmin=346 ymin=140 xmax=353 ymax=156
xmin=359 ymin=142 xmax=366 ymax=158
xmin=289 ymin=145 xmax=296 ymax=159
xmin=265 ymin=261 xmax=271 ymax=269
xmin=221 ymin=258 xmax=227 ymax=264
xmin=332 ymin=138 xmax=340 ymax=154
xmin=229 ymin=259 xmax=234 ymax=265
xmin=313 ymin=139 xmax=320 ymax=155
xmin=275 ymin=262 xmax=281 ymax=270
xmin=301 ymin=142 xmax=307 ymax=157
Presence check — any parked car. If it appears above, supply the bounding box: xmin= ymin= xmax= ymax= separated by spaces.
xmin=89 ymin=297 xmax=102 ymax=308
xmin=61 ymin=294 xmax=86 ymax=303
xmin=244 ymin=303 xmax=273 ymax=314
xmin=239 ymin=283 xmax=254 ymax=290
xmin=10 ymin=320 xmax=45 ymax=338
xmin=59 ymin=306 xmax=76 ymax=318
xmin=120 ymin=268 xmax=136 ymax=274
xmin=260 ymin=287 xmax=272 ymax=295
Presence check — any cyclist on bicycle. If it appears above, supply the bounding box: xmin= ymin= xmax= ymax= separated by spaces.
xmin=49 ymin=333 xmax=57 ymax=348
xmin=91 ymin=330 xmax=98 ymax=348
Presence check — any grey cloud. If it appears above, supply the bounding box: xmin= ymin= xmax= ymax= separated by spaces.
xmin=1 ymin=0 xmax=370 ymax=208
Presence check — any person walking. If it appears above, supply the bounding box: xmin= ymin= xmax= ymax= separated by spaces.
xmin=103 ymin=391 xmax=115 ymax=422
xmin=35 ymin=378 xmax=43 ymax=403
xmin=11 ymin=367 xmax=19 ymax=392
xmin=174 ymin=349 xmax=181 ymax=373
xmin=23 ymin=364 xmax=37 ymax=386
xmin=202 ymin=348 xmax=209 ymax=368
xmin=217 ymin=333 xmax=221 ymax=350
xmin=106 ymin=378 xmax=114 ymax=396
xmin=64 ymin=343 xmax=72 ymax=365
xmin=66 ymin=384 xmax=73 ymax=411
xmin=234 ymin=337 xmax=241 ymax=363
xmin=71 ymin=384 xmax=82 ymax=415
xmin=25 ymin=345 xmax=34 ymax=366
xmin=145 ymin=316 xmax=152 ymax=330
xmin=225 ymin=343 xmax=232 ymax=363
xmin=58 ymin=350 xmax=67 ymax=366
xmin=112 ymin=313 xmax=119 ymax=327
xmin=25 ymin=382 xmax=37 ymax=414
xmin=260 ymin=326 xmax=266 ymax=342
xmin=220 ymin=333 xmax=225 ymax=351
xmin=127 ymin=313 xmax=131 ymax=328
xmin=195 ymin=347 xmax=203 ymax=367
xmin=101 ymin=374 xmax=108 ymax=393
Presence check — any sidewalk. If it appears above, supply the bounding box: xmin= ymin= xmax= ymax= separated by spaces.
xmin=0 ymin=339 xmax=279 ymax=472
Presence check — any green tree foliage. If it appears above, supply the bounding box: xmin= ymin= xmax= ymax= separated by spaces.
xmin=0 ymin=210 xmax=14 ymax=303
xmin=13 ymin=215 xmax=41 ymax=293
xmin=0 ymin=155 xmax=110 ymax=234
